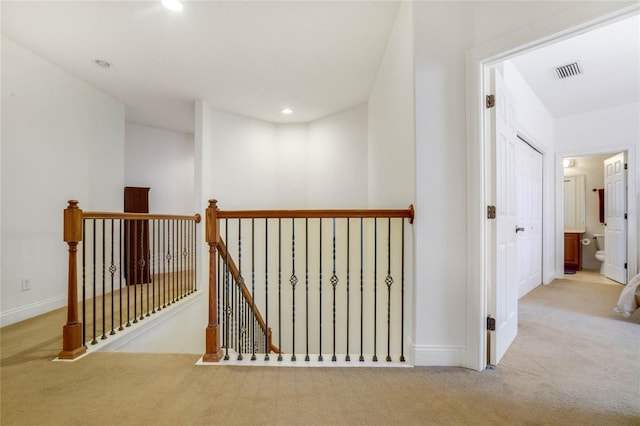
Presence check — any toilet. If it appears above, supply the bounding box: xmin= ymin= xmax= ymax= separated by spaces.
xmin=593 ymin=233 xmax=605 ymax=274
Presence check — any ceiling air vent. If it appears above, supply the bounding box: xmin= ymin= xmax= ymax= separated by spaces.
xmin=554 ymin=62 xmax=582 ymax=79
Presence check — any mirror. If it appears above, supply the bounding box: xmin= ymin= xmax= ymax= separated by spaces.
xmin=563 ymin=175 xmax=586 ymax=229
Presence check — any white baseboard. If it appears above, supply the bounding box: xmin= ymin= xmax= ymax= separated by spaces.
xmin=411 ymin=343 xmax=466 ymax=366
xmin=0 ymin=295 xmax=67 ymax=327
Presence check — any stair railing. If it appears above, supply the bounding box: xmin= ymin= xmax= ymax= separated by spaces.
xmin=204 ymin=199 xmax=414 ymax=363
xmin=59 ymin=200 xmax=201 ymax=360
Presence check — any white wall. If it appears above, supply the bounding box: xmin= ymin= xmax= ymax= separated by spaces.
xmin=197 ymin=103 xmax=368 ymax=211
xmin=556 ymin=102 xmax=640 ymax=279
xmin=125 ymin=123 xmax=194 ymax=215
xmin=412 ymin=1 xmax=629 ymax=367
xmin=368 ymin=1 xmax=415 ymax=209
xmin=1 ymin=36 xmax=125 ymax=325
xmin=308 ymin=104 xmax=368 ymax=208
xmin=502 ymin=60 xmax=557 ymax=285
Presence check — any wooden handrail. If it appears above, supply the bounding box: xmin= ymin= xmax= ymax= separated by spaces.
xmin=82 ymin=212 xmax=201 ymax=222
xmin=218 ymin=239 xmax=279 ymax=354
xmin=217 ymin=205 xmax=415 ymax=223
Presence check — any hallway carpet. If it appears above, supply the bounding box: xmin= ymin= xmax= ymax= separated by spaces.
xmin=1 ymin=279 xmax=638 ymax=425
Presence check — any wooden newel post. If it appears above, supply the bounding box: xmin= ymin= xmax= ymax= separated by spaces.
xmin=59 ymin=200 xmax=87 ymax=359
xmin=203 ymin=199 xmax=224 ymax=362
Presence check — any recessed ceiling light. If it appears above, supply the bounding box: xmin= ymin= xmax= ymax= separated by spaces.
xmin=281 ymin=108 xmax=293 ymax=115
xmin=162 ymin=0 xmax=183 ymax=12
xmin=94 ymin=59 xmax=111 ymax=68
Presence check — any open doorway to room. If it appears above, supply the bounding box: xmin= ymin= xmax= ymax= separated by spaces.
xmin=470 ymin=8 xmax=639 ymax=369
xmin=562 ymin=152 xmax=628 ymax=285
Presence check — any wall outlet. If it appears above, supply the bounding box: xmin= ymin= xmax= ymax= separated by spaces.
xmin=21 ymin=278 xmax=31 ymax=292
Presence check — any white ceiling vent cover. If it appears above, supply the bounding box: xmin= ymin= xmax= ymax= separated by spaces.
xmin=554 ymin=62 xmax=582 ymax=79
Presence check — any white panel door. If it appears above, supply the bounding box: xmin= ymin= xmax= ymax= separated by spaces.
xmin=604 ymin=152 xmax=627 ymax=284
xmin=490 ymin=69 xmax=518 ymax=365
xmin=516 ymin=140 xmax=542 ymax=299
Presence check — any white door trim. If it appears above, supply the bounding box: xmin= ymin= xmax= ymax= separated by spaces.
xmin=464 ymin=3 xmax=639 ymax=371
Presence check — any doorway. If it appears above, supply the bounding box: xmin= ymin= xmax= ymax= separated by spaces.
xmin=466 ymin=5 xmax=639 ymax=371
xmin=561 ymin=152 xmax=628 ymax=284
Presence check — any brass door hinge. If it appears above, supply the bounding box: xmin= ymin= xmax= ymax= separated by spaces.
xmin=487 ymin=205 xmax=496 ymax=219
xmin=486 ymin=94 xmax=495 ymax=109
xmin=487 ymin=316 xmax=496 ymax=331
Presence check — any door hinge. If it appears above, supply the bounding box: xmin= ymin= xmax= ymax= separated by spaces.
xmin=486 ymin=94 xmax=495 ymax=109
xmin=625 ymin=263 xmax=628 ymax=269
xmin=625 ymin=213 xmax=628 ymax=219
xmin=487 ymin=316 xmax=496 ymax=331
xmin=487 ymin=205 xmax=496 ymax=219
xmin=624 ymin=163 xmax=628 ymax=170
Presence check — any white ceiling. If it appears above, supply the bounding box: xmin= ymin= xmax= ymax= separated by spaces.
xmin=3 ymin=3 xmax=638 ymax=134
xmin=1 ymin=1 xmax=400 ymax=133
xmin=510 ymin=14 xmax=640 ymax=118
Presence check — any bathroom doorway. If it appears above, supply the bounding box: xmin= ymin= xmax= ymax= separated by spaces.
xmin=562 ymin=151 xmax=628 ymax=284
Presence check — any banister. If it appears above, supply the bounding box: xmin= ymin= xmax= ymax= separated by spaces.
xmin=60 ymin=200 xmax=201 ymax=360
xmin=81 ymin=211 xmax=201 ymax=222
xmin=217 ymin=206 xmax=415 ymax=223
xmin=205 ymin=199 xmax=415 ymax=362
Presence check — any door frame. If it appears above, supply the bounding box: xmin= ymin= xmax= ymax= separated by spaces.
xmin=464 ymin=3 xmax=639 ymax=371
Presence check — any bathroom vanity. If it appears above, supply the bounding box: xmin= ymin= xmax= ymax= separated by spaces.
xmin=564 ymin=231 xmax=582 ymax=271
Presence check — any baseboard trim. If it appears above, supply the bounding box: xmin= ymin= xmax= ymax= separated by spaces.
xmin=411 ymin=343 xmax=466 ymax=366
xmin=0 ymin=295 xmax=67 ymax=327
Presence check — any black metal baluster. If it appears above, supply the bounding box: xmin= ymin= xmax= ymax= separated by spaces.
xmin=133 ymin=220 xmax=138 ymax=324
xmin=91 ymin=220 xmax=97 ymax=344
xmin=346 ymin=218 xmax=351 ymax=361
xmin=318 ymin=219 xmax=323 ymax=362
xmin=278 ymin=218 xmax=282 ymax=362
xmin=178 ymin=220 xmax=183 ymax=300
xmin=101 ymin=220 xmax=107 ymax=340
xmin=152 ymin=220 xmax=156 ymax=314
xmin=126 ymin=221 xmax=131 ymax=327
xmin=373 ymin=218 xmax=378 ymax=362
xmin=139 ymin=221 xmax=145 ymax=321
xmin=82 ymin=220 xmax=87 ymax=346
xmin=237 ymin=219 xmax=244 ymax=361
xmin=359 ymin=218 xmax=364 ymax=362
xmin=164 ymin=220 xmax=169 ymax=308
xmin=181 ymin=220 xmax=186 ymax=298
xmin=160 ymin=220 xmax=165 ymax=309
xmin=265 ymin=218 xmax=270 ymax=361
xmin=224 ymin=219 xmax=230 ymax=360
xmin=386 ymin=217 xmax=393 ymax=362
xmin=193 ymin=220 xmax=197 ymax=292
xmin=110 ymin=220 xmax=116 ymax=335
xmin=290 ymin=218 xmax=297 ymax=362
xmin=118 ymin=220 xmax=124 ymax=331
xmin=173 ymin=220 xmax=178 ymax=303
xmin=144 ymin=221 xmax=150 ymax=317
xmin=400 ymin=219 xmax=406 ymax=362
xmin=251 ymin=219 xmax=256 ymax=361
xmin=305 ymin=218 xmax=309 ymax=362
xmin=217 ymin=252 xmax=222 ymax=327
xmin=168 ymin=220 xmax=172 ymax=305
xmin=331 ymin=218 xmax=338 ymax=362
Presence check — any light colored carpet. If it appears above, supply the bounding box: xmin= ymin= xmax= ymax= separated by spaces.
xmin=1 ymin=278 xmax=638 ymax=425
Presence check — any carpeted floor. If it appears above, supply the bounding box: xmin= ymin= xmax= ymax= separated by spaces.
xmin=1 ymin=278 xmax=638 ymax=425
